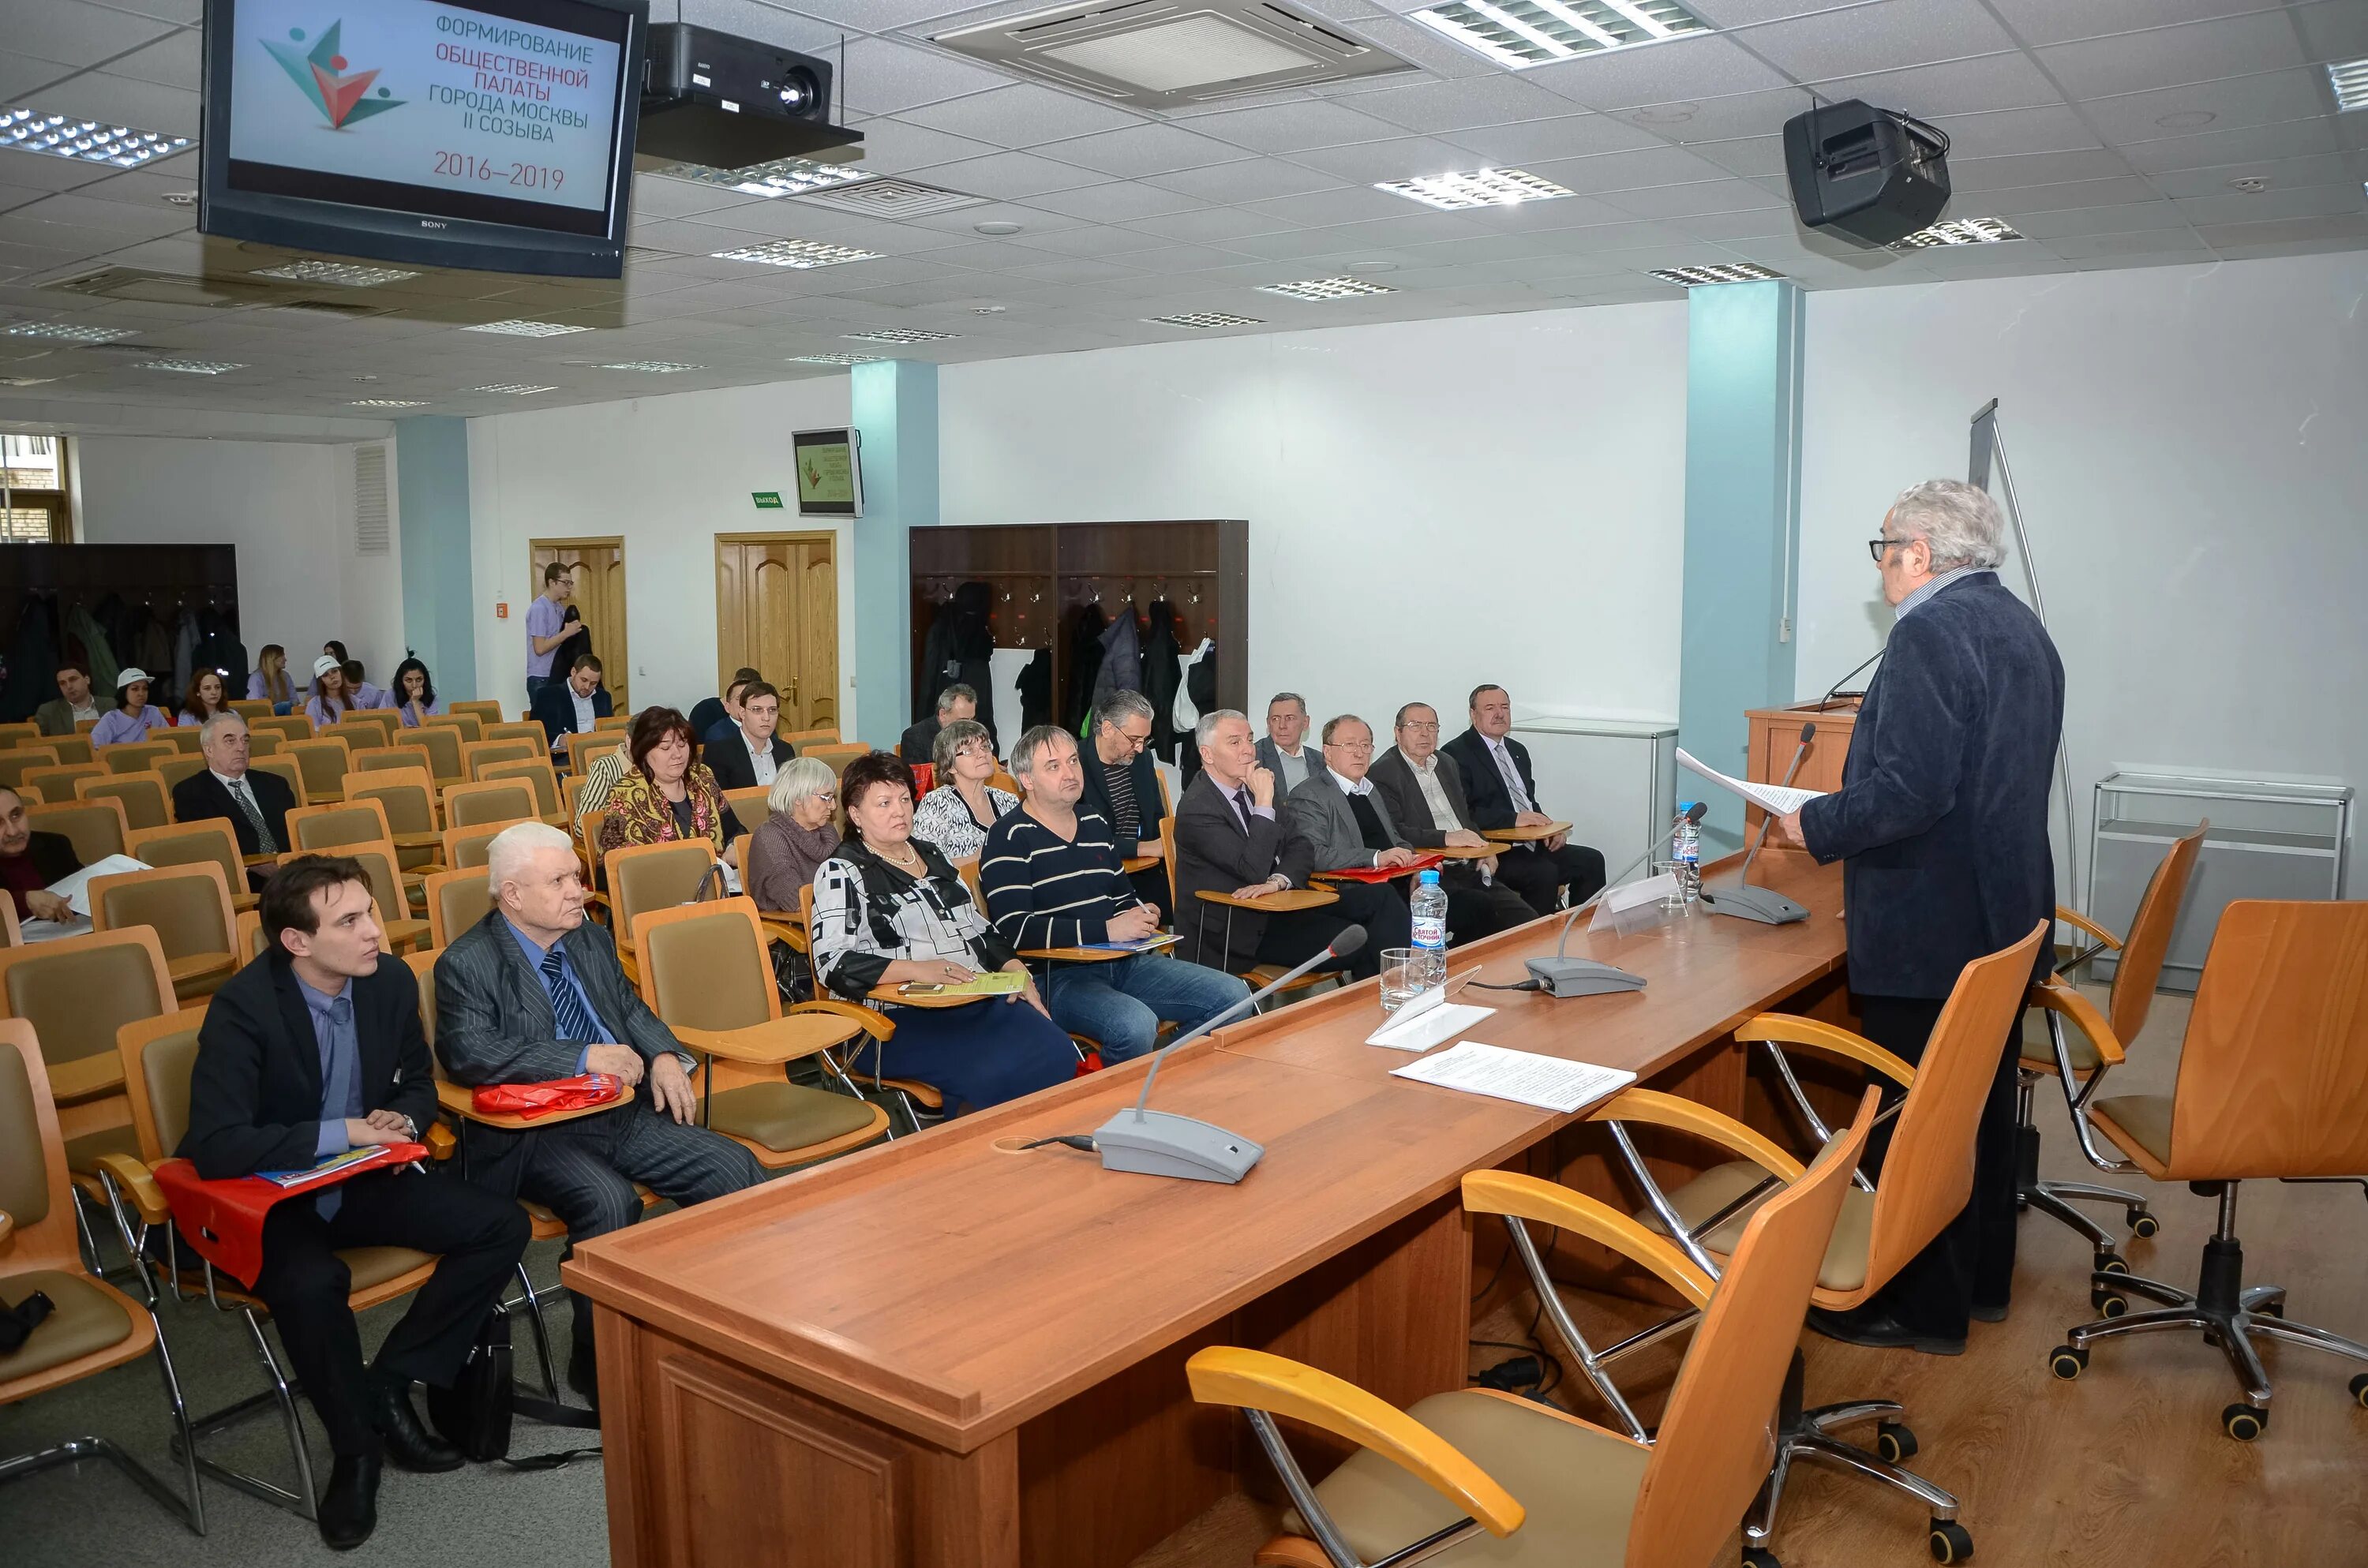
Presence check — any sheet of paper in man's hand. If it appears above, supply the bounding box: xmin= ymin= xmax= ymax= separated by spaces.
xmin=1676 ymin=747 xmax=1826 ymax=818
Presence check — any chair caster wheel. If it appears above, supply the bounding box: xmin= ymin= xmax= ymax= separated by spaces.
xmin=1876 ymin=1420 xmax=1918 ymax=1463
xmin=2349 ymin=1373 xmax=2368 ymax=1409
xmin=1742 ymin=1550 xmax=1781 ymax=1568
xmin=2049 ymin=1345 xmax=2088 ymax=1379
xmin=1928 ymin=1519 xmax=1974 ymax=1562
xmin=2095 ymin=1252 xmax=2129 ymax=1274
xmin=2257 ymin=1299 xmax=2284 ymax=1319
xmin=2127 ymin=1209 xmax=2159 ymax=1239
xmin=2092 ymin=1286 xmax=2129 ymax=1318
xmin=2222 ymin=1403 xmax=2268 ymax=1442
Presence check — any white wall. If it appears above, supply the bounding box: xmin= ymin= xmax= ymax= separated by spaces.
xmin=466 ymin=380 xmax=855 ymax=721
xmin=938 ymin=304 xmax=1692 ymax=743
xmin=77 ymin=434 xmax=408 ymax=686
xmin=1797 ymin=251 xmax=2368 ymax=884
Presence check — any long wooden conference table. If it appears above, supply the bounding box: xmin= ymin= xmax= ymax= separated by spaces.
xmin=567 ymin=849 xmax=1852 ymax=1568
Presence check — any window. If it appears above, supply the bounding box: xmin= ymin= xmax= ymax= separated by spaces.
xmin=0 ymin=432 xmax=71 ymax=542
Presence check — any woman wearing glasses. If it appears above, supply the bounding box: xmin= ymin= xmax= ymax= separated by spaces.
xmin=910 ymin=720 xmax=1016 ymax=865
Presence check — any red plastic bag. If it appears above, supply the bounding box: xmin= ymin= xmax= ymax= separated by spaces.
xmin=470 ymin=1072 xmax=624 ymax=1121
xmin=153 ymin=1143 xmax=430 ymax=1289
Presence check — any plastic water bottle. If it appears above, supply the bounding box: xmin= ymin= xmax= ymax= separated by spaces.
xmin=1672 ymin=803 xmax=1703 ymax=905
xmin=1410 ymin=868 xmax=1450 ymax=988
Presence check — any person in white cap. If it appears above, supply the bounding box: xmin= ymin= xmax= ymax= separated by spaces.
xmin=305 ymin=653 xmax=356 ymax=731
xmin=88 ymin=667 xmax=170 ymax=745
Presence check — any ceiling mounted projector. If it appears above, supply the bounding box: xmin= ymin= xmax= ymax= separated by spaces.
xmin=637 ymin=24 xmax=860 ymax=171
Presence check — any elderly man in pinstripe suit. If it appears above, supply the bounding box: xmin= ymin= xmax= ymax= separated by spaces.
xmin=433 ymin=822 xmax=762 ymax=1407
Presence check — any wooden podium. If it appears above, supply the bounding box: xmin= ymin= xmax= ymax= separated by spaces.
xmin=1742 ymin=698 xmax=1860 ymax=834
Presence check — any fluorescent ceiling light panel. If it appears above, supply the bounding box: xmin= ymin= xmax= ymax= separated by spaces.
xmin=651 ymin=156 xmax=870 ymax=198
xmin=251 ymin=260 xmax=420 ymax=286
xmin=139 ymin=358 xmax=246 ymax=375
xmin=1647 ymin=262 xmax=1782 ymax=285
xmin=599 ymin=361 xmax=703 ymax=372
xmin=2327 ymin=58 xmax=2368 ymax=111
xmin=462 ymin=319 xmax=592 ymax=337
xmin=1411 ymin=0 xmax=1707 ymax=69
xmin=1257 ymin=275 xmax=1396 ymax=301
xmin=471 ymin=384 xmax=558 ymax=395
xmin=710 ymin=238 xmax=882 ymax=269
xmin=788 ymin=353 xmax=886 ymax=365
xmin=1376 ymin=167 xmax=1574 ymax=211
xmin=0 ymin=107 xmax=191 ymax=168
xmin=1889 ymin=217 xmax=2024 ymax=249
xmin=844 ymin=328 xmax=961 ymax=344
xmin=1148 ymin=311 xmax=1267 ymax=328
xmin=347 ymin=399 xmax=428 ymax=408
xmin=5 ymin=321 xmax=135 ymax=342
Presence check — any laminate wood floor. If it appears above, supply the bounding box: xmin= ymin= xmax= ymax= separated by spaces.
xmin=1131 ymin=987 xmax=2368 ymax=1567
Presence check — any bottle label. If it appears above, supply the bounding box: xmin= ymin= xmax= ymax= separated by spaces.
xmin=1411 ymin=915 xmax=1447 ymax=949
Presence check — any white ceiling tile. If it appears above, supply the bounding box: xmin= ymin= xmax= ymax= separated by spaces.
xmin=1810 ymin=51 xmax=2063 ymax=115
xmin=1239 ymin=184 xmax=1426 ymax=226
xmin=2172 ymin=181 xmax=2365 ymax=224
xmin=1040 ymin=123 xmax=1257 ymax=178
xmin=839 ymin=118 xmax=1002 ymax=175
xmin=906 ymin=151 xmax=1111 ymax=200
xmin=1947 ymin=148 xmax=2137 ymax=190
xmin=2006 ymin=200 xmax=2198 ymax=238
xmin=1602 ymin=176 xmax=1791 ymax=219
xmin=0 ymin=53 xmax=78 ymax=99
xmin=894 ymin=84 xmax=1147 ymax=148
xmin=1177 ymin=99 xmax=1403 ymax=155
xmin=1025 ymin=181 xmax=1209 ymax=222
xmin=1344 ymin=75 xmax=1573 ymax=135
xmin=2145 ymin=152 xmax=2351 ymax=198
xmin=98 ymin=26 xmax=199 ymax=91
xmin=1216 ymin=226 xmax=1403 ymax=260
xmin=1924 ymin=105 xmax=2102 ymax=156
xmin=834 ymin=38 xmax=1014 ymax=118
xmin=1517 ymin=145 xmax=1737 ymax=194
xmin=1692 ymin=135 xmax=1792 ymax=177
xmin=1440 ymin=113 xmax=1668 ymax=166
xmin=2197 ymin=211 xmax=2368 ymax=246
xmin=2036 ymin=13 xmax=2310 ymax=101
xmin=1287 ymin=136 xmax=1489 ymax=183
xmin=1671 ymin=206 xmax=1807 ymax=239
xmin=1122 ymin=206 xmax=1305 ymax=244
xmin=1449 ymin=191 xmax=1646 ymax=230
xmin=2078 ymin=69 xmax=2338 ymax=144
xmin=1605 ymin=89 xmax=1812 ymax=145
xmin=1737 ymin=0 xmax=2018 ymax=80
xmin=1141 ymin=159 xmax=1346 ymax=204
xmin=1529 ymin=35 xmax=1794 ymax=111
xmin=1983 ymin=0 xmax=2287 ymax=48
xmin=2118 ymin=118 xmax=2339 ymax=172
xmin=2 ymin=2 xmax=184 ymax=69
xmin=2294 ymin=0 xmax=2368 ymax=62
xmin=995 ymin=225 xmax=1169 ymax=258
xmin=1982 ymin=174 xmax=2163 ymax=213
xmin=2 ymin=190 xmax=186 ymax=238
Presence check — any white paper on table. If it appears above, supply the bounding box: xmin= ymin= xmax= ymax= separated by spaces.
xmin=47 ymin=854 xmax=151 ymax=918
xmin=1365 ymin=986 xmax=1497 ymax=1052
xmin=1675 ymin=747 xmax=1825 ymax=818
xmin=1390 ymin=1041 xmax=1635 ymax=1114
xmin=1591 ymin=872 xmax=1679 ymax=934
xmin=20 ymin=915 xmax=93 ymax=944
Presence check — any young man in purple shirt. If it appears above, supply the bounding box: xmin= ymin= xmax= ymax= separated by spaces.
xmin=524 ymin=563 xmax=575 ymax=705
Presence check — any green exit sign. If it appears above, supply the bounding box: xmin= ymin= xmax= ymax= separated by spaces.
xmin=751 ymin=491 xmax=784 ymax=509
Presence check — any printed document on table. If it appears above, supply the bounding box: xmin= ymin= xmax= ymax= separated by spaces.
xmin=1365 ymin=986 xmax=1497 ymax=1052
xmin=1389 ymin=1042 xmax=1635 ymax=1113
xmin=1676 ymin=747 xmax=1826 ymax=818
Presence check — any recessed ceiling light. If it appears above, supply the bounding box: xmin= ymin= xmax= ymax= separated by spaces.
xmin=2328 ymin=58 xmax=2368 ymax=112
xmin=2154 ymin=110 xmax=2216 ymax=130
xmin=1257 ymin=275 xmax=1396 ymax=301
xmin=710 ymin=238 xmax=882 ymax=268
xmin=462 ymin=319 xmax=592 ymax=337
xmin=1147 ymin=311 xmax=1267 ymax=328
xmin=844 ymin=327 xmax=961 ymax=344
xmin=975 ymin=220 xmax=1023 ymax=236
xmin=347 ymin=399 xmax=428 ymax=408
xmin=1647 ymin=262 xmax=1783 ymax=286
xmin=0 ymin=107 xmax=191 ymax=168
xmin=471 ymin=384 xmax=558 ymax=395
xmin=252 ymin=260 xmax=421 ymax=286
xmin=598 ymin=361 xmax=704 ymax=372
xmin=2227 ymin=176 xmax=2271 ymax=193
xmin=1630 ymin=102 xmax=1696 ymax=125
xmin=138 ymin=358 xmax=246 ymax=375
xmin=788 ymin=353 xmax=886 ymax=365
xmin=1376 ymin=167 xmax=1575 ymax=211
xmin=650 ymin=155 xmax=868 ymax=199
xmin=1412 ymin=0 xmax=1710 ymax=70
xmin=1889 ymin=216 xmax=2025 ymax=249
xmin=5 ymin=320 xmax=135 ymax=342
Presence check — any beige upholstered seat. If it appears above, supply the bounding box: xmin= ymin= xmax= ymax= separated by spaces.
xmin=2089 ymin=1095 xmax=2173 ymax=1168
xmin=0 ymin=1271 xmax=134 ymax=1381
xmin=1643 ymin=1162 xmax=1877 ymax=1295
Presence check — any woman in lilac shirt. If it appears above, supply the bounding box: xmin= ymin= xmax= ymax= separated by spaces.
xmin=390 ymin=658 xmax=445 ymax=727
xmin=247 ymin=644 xmax=296 ymax=714
xmin=89 ymin=668 xmax=171 ymax=745
xmin=303 ymin=654 xmax=354 ymax=730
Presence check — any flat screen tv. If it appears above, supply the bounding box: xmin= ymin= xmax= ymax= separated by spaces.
xmin=200 ymin=0 xmax=646 ymax=278
xmin=793 ymin=428 xmax=863 ymax=518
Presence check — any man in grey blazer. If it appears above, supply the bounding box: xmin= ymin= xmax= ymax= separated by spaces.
xmin=1254 ymin=692 xmax=1331 ymax=795
xmin=1369 ymin=702 xmax=1536 ymax=941
xmin=1280 ymin=714 xmax=1414 ymax=956
xmin=433 ymin=821 xmax=762 ymax=1405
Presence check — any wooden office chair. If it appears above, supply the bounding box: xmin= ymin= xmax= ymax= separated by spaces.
xmin=563 ymin=729 xmax=624 ymax=777
xmin=484 ymin=721 xmax=548 ymax=752
xmin=0 ymin=721 xmax=39 ymax=747
xmin=157 ymin=728 xmax=204 ymax=756
xmin=630 ymin=899 xmax=887 ymax=1166
xmin=444 ymin=779 xmax=536 ymax=833
xmin=801 ymin=743 xmax=867 ymax=779
xmin=21 ymin=763 xmax=105 ymax=805
xmin=45 ymin=735 xmax=93 ymax=767
xmin=794 ymin=884 xmax=933 ymax=1132
xmin=284 ymin=798 xmax=395 ymax=854
xmin=424 ymin=712 xmax=483 ymax=745
xmin=723 ymin=786 xmax=771 ymax=838
xmin=272 ymin=843 xmax=429 ymax=952
xmin=250 ymin=715 xmax=313 ymax=746
xmin=593 ymin=713 xmax=631 ymax=732
xmin=0 ymin=748 xmax=62 ymax=791
xmin=152 ymin=754 xmax=208 ymax=797
xmin=448 ymin=700 xmax=504 ymax=730
xmin=478 ymin=758 xmax=566 ymax=826
xmin=1160 ymin=814 xmax=1334 ymax=1005
xmin=335 ymin=709 xmax=399 ymax=744
xmin=344 ymin=769 xmax=443 ymax=874
xmin=282 ymin=736 xmax=352 ymax=806
xmin=0 ymin=1017 xmax=203 ymax=1534
xmin=86 ymin=863 xmax=238 ymax=1003
xmin=351 ymin=746 xmax=429 ymax=778
xmin=27 ymin=797 xmax=129 ymax=866
xmin=127 ymin=820 xmax=257 ymax=914
xmin=598 ymin=840 xmax=720 ymax=987
xmin=396 ymin=724 xmax=466 ymax=787
xmin=75 ymin=770 xmax=171 ymax=832
xmin=440 ymin=821 xmax=507 ymax=872
xmin=0 ymin=897 xmax=20 ymax=949
xmin=462 ymin=739 xmax=540 ymax=781
xmin=1201 ymin=1091 xmax=1877 ymax=1568
xmin=423 ymin=867 xmax=493 ymax=950
xmin=96 ymin=741 xmax=174 ymax=777
xmin=2046 ymin=899 xmax=2368 ymax=1440
xmin=94 ymin=1008 xmax=435 ymax=1520
xmin=778 ymin=727 xmax=837 ymax=748
xmin=242 ymin=730 xmax=283 ymax=758
xmin=1591 ymin=921 xmax=2046 ymax=1561
xmin=247 ymin=754 xmax=304 ymax=805
xmin=2016 ymin=823 xmax=2205 ymax=1268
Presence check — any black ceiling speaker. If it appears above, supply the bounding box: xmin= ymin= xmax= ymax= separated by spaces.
xmin=1782 ymin=99 xmax=1951 ymax=246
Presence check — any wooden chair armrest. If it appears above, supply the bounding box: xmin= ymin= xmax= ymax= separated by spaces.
xmin=425 ymin=1122 xmax=456 ymax=1160
xmin=392 ymin=832 xmax=443 ymax=851
xmin=94 ymin=1153 xmax=170 ymax=1226
xmin=789 ymin=998 xmax=896 ymax=1042
xmin=759 ymin=916 xmax=807 ymax=952
xmin=673 ymin=1015 xmax=864 ymax=1065
xmin=1588 ymin=1087 xmax=1808 ymax=1184
xmin=1736 ymin=1013 xmax=1917 ymax=1087
xmin=2054 ymin=905 xmax=2123 ymax=951
xmin=2030 ymin=979 xmax=2126 ymax=1065
xmin=1186 ymin=1348 xmax=1527 ymax=1539
xmin=1460 ymin=1169 xmax=1713 ymax=1308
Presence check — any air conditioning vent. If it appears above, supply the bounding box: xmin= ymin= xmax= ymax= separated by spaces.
xmin=354 ymin=445 xmax=390 ymax=557
xmin=792 ymin=178 xmax=982 ymax=219
xmin=43 ymin=266 xmax=277 ymax=308
xmin=935 ymin=0 xmax=1411 ymax=109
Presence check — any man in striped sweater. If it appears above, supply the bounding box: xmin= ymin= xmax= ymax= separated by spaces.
xmin=980 ymin=724 xmax=1250 ymax=1065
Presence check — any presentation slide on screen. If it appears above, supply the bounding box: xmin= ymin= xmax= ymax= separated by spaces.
xmin=227 ymin=0 xmax=620 ymax=214
xmin=796 ymin=439 xmax=857 ymax=508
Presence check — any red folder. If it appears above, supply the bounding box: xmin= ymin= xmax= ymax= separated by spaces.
xmin=1319 ymin=852 xmax=1446 ymax=884
xmin=152 ymin=1143 xmax=430 ymax=1289
xmin=471 ymin=1072 xmax=624 ymax=1121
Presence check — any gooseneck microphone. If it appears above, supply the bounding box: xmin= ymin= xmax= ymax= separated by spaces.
xmin=1818 ymin=645 xmax=1886 ymax=708
xmin=1505 ymin=802 xmax=1706 ymax=998
xmin=1090 ymin=924 xmax=1369 ymax=1184
xmin=1703 ymin=722 xmax=1814 ymax=925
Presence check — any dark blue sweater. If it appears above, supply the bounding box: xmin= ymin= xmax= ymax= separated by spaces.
xmin=979 ymin=807 xmax=1145 ymax=949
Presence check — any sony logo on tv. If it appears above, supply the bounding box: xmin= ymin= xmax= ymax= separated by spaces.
xmin=418 ymin=219 xmax=448 ymax=230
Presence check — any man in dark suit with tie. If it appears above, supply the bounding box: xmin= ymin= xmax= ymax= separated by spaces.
xmin=1369 ymin=702 xmax=1536 ymax=941
xmin=529 ymin=653 xmax=615 ymax=758
xmin=702 ymin=679 xmax=797 ymax=793
xmin=172 ymin=713 xmax=298 ymax=889
xmin=181 ymin=856 xmax=531 ymax=1549
xmin=1442 ymin=684 xmax=1606 ymax=918
xmin=433 ymin=821 xmax=762 ymax=1406
xmin=1172 ymin=710 xmax=1370 ymax=979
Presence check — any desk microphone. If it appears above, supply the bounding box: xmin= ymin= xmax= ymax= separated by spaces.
xmin=1514 ymin=803 xmax=1704 ymax=997
xmin=1091 ymin=924 xmax=1368 ymax=1184
xmin=1817 ymin=645 xmax=1886 ymax=709
xmin=1703 ymin=722 xmax=1813 ymax=926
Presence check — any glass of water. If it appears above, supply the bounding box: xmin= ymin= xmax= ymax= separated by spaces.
xmin=1378 ymin=947 xmax=1422 ymax=1013
xmin=1653 ymin=861 xmax=1688 ymax=913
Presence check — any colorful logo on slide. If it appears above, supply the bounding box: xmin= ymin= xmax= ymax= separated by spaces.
xmin=262 ymin=21 xmax=403 ymax=129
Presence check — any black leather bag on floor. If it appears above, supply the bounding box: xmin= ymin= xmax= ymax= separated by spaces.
xmin=426 ymin=1308 xmax=515 ymax=1462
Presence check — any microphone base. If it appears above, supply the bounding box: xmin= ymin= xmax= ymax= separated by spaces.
xmin=1523 ymin=956 xmax=1647 ymax=997
xmin=1703 ymin=884 xmax=1812 ymax=925
xmin=1094 ymin=1110 xmax=1264 ymax=1184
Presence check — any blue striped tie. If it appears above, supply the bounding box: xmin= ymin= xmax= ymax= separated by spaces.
xmin=539 ymin=947 xmax=604 ymax=1043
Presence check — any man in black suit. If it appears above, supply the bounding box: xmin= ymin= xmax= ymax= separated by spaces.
xmin=1077 ymin=690 xmax=1171 ymax=923
xmin=171 ymin=713 xmax=298 ymax=889
xmin=530 ymin=653 xmax=615 ymax=758
xmin=1778 ymin=478 xmax=2064 ymax=1353
xmin=900 ymin=682 xmax=977 ymax=766
xmin=1172 ymin=710 xmax=1369 ymax=980
xmin=1442 ymin=685 xmax=1606 ymax=918
xmin=703 ymin=679 xmax=797 ymax=793
xmin=1370 ymin=702 xmax=1535 ymax=941
xmin=0 ymin=784 xmax=80 ymax=924
xmin=180 ymin=856 xmax=530 ymax=1549
xmin=433 ymin=821 xmax=762 ymax=1405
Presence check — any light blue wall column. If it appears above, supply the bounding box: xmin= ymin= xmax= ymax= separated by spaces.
xmin=849 ymin=360 xmax=937 ymax=749
xmin=1678 ymin=280 xmax=1804 ymax=855
xmin=394 ymin=416 xmax=478 ymax=701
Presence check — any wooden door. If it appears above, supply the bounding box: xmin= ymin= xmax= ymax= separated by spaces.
xmin=530 ymin=538 xmax=628 ymax=714
xmin=715 ymin=533 xmax=837 ymax=733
